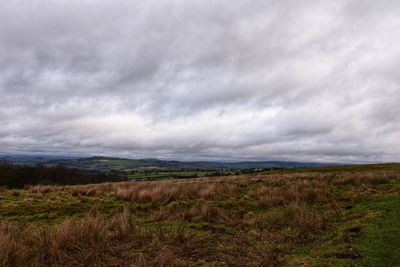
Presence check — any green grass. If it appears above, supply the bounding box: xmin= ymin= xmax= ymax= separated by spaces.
xmin=354 ymin=195 xmax=400 ymax=266
xmin=289 ymin=179 xmax=400 ymax=267
xmin=325 ymin=194 xmax=400 ymax=267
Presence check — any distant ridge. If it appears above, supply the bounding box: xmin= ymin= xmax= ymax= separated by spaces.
xmin=0 ymin=155 xmax=337 ymax=171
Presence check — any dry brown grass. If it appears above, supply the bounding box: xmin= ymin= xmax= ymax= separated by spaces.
xmin=28 ymin=183 xmax=114 ymax=197
xmin=70 ymin=184 xmax=98 ymax=197
xmin=111 ymin=180 xmax=239 ymax=203
xmin=31 ymin=216 xmax=109 ymax=266
xmin=0 ymin=224 xmax=24 ymax=266
xmin=1 ymin=170 xmax=398 ymax=266
xmin=257 ymin=179 xmax=331 ymax=208
xmin=29 ymin=185 xmax=54 ymax=194
xmin=0 ymin=210 xmax=142 ymax=267
xmin=152 ymin=201 xmax=220 ymax=223
xmin=331 ymin=171 xmax=393 ymax=186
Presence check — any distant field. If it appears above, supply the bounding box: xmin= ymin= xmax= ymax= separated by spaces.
xmin=280 ymin=163 xmax=400 ymax=173
xmin=127 ymin=171 xmax=212 ymax=180
xmin=126 ymin=170 xmax=239 ymax=180
xmin=1 ymin=165 xmax=400 ymax=266
xmin=124 ymin=163 xmax=400 ymax=181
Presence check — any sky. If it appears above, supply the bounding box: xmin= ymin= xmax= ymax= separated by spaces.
xmin=1 ymin=0 xmax=400 ymax=163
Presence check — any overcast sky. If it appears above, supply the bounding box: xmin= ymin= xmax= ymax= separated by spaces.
xmin=1 ymin=0 xmax=400 ymax=162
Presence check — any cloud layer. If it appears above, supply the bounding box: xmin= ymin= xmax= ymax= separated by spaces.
xmin=1 ymin=0 xmax=400 ymax=162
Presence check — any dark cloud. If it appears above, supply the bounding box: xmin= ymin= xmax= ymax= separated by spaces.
xmin=1 ymin=0 xmax=400 ymax=162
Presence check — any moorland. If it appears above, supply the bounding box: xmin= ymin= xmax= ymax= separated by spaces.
xmin=1 ymin=164 xmax=400 ymax=266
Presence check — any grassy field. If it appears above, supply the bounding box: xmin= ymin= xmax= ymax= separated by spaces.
xmin=126 ymin=171 xmax=214 ymax=180
xmin=125 ymin=170 xmax=240 ymax=180
xmin=1 ymin=165 xmax=400 ymax=266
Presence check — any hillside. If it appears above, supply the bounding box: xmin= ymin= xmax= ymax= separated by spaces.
xmin=0 ymin=155 xmax=336 ymax=172
xmin=1 ymin=165 xmax=399 ymax=266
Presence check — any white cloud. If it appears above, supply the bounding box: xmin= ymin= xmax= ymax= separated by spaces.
xmin=0 ymin=0 xmax=400 ymax=162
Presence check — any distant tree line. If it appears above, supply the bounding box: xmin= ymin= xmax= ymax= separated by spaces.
xmin=0 ymin=161 xmax=125 ymax=188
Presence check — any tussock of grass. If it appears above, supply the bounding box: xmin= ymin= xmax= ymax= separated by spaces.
xmin=0 ymin=211 xmax=144 ymax=266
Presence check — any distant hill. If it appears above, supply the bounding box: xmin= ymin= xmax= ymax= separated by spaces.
xmin=184 ymin=161 xmax=333 ymax=170
xmin=0 ymin=155 xmax=79 ymax=166
xmin=0 ymin=155 xmax=337 ymax=171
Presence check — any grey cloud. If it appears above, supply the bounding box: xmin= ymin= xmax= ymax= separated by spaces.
xmin=1 ymin=0 xmax=400 ymax=162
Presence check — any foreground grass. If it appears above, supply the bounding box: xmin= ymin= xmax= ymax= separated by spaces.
xmin=0 ymin=168 xmax=400 ymax=266
xmin=354 ymin=195 xmax=400 ymax=266
xmin=323 ymin=194 xmax=400 ymax=267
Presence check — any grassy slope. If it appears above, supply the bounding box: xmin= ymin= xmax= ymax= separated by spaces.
xmin=354 ymin=195 xmax=400 ymax=266
xmin=302 ymin=195 xmax=400 ymax=267
xmin=290 ymin=173 xmax=400 ymax=267
xmin=281 ymin=163 xmax=400 ymax=173
xmin=1 ymin=165 xmax=400 ymax=266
